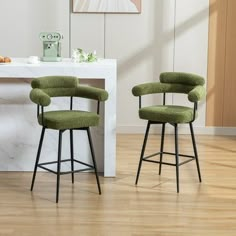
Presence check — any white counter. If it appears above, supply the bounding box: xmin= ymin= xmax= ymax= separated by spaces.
xmin=0 ymin=58 xmax=117 ymax=177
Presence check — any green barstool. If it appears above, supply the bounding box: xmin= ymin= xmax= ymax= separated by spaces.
xmin=132 ymin=72 xmax=206 ymax=192
xmin=29 ymin=76 xmax=108 ymax=202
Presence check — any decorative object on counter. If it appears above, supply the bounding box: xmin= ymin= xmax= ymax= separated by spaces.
xmin=72 ymin=48 xmax=97 ymax=63
xmin=27 ymin=56 xmax=40 ymax=64
xmin=72 ymin=0 xmax=141 ymax=13
xmin=39 ymin=32 xmax=63 ymax=62
xmin=0 ymin=55 xmax=11 ymax=63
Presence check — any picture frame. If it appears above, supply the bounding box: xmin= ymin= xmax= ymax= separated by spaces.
xmin=72 ymin=0 xmax=141 ymax=13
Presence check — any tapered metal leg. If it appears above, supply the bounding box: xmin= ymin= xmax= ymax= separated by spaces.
xmin=135 ymin=121 xmax=151 ymax=185
xmin=174 ymin=124 xmax=180 ymax=193
xmin=70 ymin=129 xmax=74 ymax=184
xmin=56 ymin=130 xmax=63 ymax=203
xmin=31 ymin=127 xmax=46 ymax=191
xmin=189 ymin=122 xmax=202 ymax=182
xmin=159 ymin=123 xmax=166 ymax=175
xmin=87 ymin=128 xmax=101 ymax=194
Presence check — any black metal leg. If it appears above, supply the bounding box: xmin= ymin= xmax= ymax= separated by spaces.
xmin=189 ymin=122 xmax=202 ymax=182
xmin=159 ymin=123 xmax=166 ymax=175
xmin=56 ymin=130 xmax=63 ymax=203
xmin=87 ymin=128 xmax=101 ymax=194
xmin=70 ymin=129 xmax=74 ymax=184
xmin=135 ymin=121 xmax=151 ymax=185
xmin=174 ymin=124 xmax=179 ymax=193
xmin=31 ymin=127 xmax=46 ymax=191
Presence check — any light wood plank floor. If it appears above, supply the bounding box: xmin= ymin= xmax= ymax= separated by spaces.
xmin=1 ymin=134 xmax=236 ymax=235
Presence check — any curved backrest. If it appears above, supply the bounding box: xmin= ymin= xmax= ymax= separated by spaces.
xmin=132 ymin=72 xmax=206 ymax=103
xmin=30 ymin=76 xmax=109 ymax=107
xmin=159 ymin=72 xmax=205 ymax=94
xmin=31 ymin=76 xmax=78 ymax=97
xmin=160 ymin=72 xmax=205 ymax=86
xmin=160 ymin=73 xmax=206 ymax=103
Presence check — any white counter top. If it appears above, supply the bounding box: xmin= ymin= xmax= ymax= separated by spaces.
xmin=0 ymin=58 xmax=117 ymax=177
xmin=0 ymin=58 xmax=117 ymax=79
xmin=1 ymin=57 xmax=116 ymax=66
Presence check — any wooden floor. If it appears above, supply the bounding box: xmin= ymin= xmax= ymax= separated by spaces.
xmin=1 ymin=134 xmax=236 ymax=235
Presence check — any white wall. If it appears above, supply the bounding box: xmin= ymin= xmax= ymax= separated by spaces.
xmin=105 ymin=0 xmax=176 ymax=133
xmin=0 ymin=0 xmax=69 ymax=57
xmin=0 ymin=0 xmax=209 ymax=134
xmin=174 ymin=0 xmax=209 ymax=129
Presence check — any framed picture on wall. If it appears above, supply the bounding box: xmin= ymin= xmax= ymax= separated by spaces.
xmin=72 ymin=0 xmax=141 ymax=13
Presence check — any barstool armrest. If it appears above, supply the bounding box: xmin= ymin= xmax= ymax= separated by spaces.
xmin=76 ymin=85 xmax=109 ymax=102
xmin=132 ymin=82 xmax=166 ymax=96
xmin=30 ymin=89 xmax=51 ymax=106
xmin=188 ymin=86 xmax=206 ymax=103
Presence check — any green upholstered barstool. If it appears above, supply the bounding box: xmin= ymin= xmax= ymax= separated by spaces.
xmin=29 ymin=76 xmax=108 ymax=202
xmin=132 ymin=72 xmax=206 ymax=192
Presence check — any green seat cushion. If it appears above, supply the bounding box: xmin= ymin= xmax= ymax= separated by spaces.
xmin=139 ymin=105 xmax=196 ymax=124
xmin=38 ymin=110 xmax=100 ymax=130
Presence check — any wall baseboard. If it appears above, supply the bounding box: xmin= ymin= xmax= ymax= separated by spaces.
xmin=117 ymin=125 xmax=236 ymax=136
